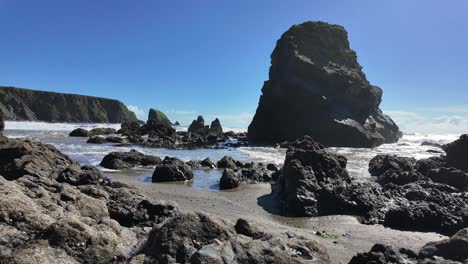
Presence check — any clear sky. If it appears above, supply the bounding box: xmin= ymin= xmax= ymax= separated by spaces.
xmin=1 ymin=0 xmax=467 ymax=133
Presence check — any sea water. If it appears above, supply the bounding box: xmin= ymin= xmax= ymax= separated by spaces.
xmin=4 ymin=121 xmax=457 ymax=190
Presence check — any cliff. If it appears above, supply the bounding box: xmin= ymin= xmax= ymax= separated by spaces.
xmin=0 ymin=86 xmax=137 ymax=123
xmin=248 ymin=22 xmax=400 ymax=147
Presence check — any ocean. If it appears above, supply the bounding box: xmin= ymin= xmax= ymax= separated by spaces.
xmin=4 ymin=121 xmax=457 ymax=190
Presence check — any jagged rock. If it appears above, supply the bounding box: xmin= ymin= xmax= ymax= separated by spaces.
xmin=0 ymin=108 xmax=4 ymax=134
xmin=209 ymin=118 xmax=223 ymax=135
xmin=118 ymin=121 xmax=141 ymax=136
xmin=0 ymin=136 xmax=74 ymax=180
xmin=443 ymin=134 xmax=468 ymax=172
xmin=273 ymin=136 xmax=353 ymax=216
xmin=89 ymin=127 xmax=116 ymax=136
xmin=219 ymin=169 xmax=240 ymax=190
xmin=140 ymin=118 xmax=176 ymax=139
xmin=248 ymin=21 xmax=400 ymax=147
xmin=188 ymin=116 xmax=209 ymax=134
xmin=100 ymin=150 xmax=161 ymax=170
xmin=348 ymin=244 xmax=418 ymax=264
xmin=0 ymin=86 xmax=138 ymax=123
xmin=69 ymin=128 xmax=89 ymax=137
xmin=137 ymin=211 xmax=330 ymax=263
xmin=217 ymin=156 xmax=238 ymax=169
xmin=174 ymin=121 xmax=180 ymax=126
xmin=267 ymin=163 xmax=280 ymax=172
xmin=152 ymin=157 xmax=193 ymax=182
xmin=56 ymin=164 xmax=107 ymax=186
xmin=428 ymin=167 xmax=468 ymax=190
xmin=368 ymin=155 xmax=416 ymax=177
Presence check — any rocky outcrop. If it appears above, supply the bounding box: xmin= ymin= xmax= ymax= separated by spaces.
xmin=147 ymin=108 xmax=171 ymax=125
xmin=443 ymin=134 xmax=468 ymax=172
xmin=219 ymin=169 xmax=240 ymax=190
xmin=0 ymin=135 xmax=179 ymax=263
xmin=0 ymin=134 xmax=329 ymax=263
xmin=248 ymin=21 xmax=400 ymax=147
xmin=100 ymin=150 xmax=161 ymax=170
xmin=271 ymin=135 xmax=468 ymax=236
xmin=349 ymin=228 xmax=468 ymax=263
xmin=134 ymin=211 xmax=330 ymax=263
xmin=0 ymin=86 xmax=138 ymax=123
xmin=0 ymin=108 xmax=4 ymax=134
xmin=188 ymin=115 xmax=208 ymax=134
xmin=209 ymin=118 xmax=223 ymax=135
xmin=152 ymin=157 xmax=193 ymax=182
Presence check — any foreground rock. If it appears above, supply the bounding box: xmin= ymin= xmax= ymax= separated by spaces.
xmin=132 ymin=212 xmax=330 ymax=263
xmin=248 ymin=21 xmax=400 ymax=147
xmin=0 ymin=134 xmax=328 ymax=263
xmin=443 ymin=134 xmax=468 ymax=172
xmin=272 ymin=135 xmax=468 ymax=236
xmin=349 ymin=227 xmax=468 ymax=263
xmin=0 ymin=135 xmax=179 ymax=263
xmin=100 ymin=150 xmax=161 ymax=170
xmin=152 ymin=156 xmax=193 ymax=182
xmin=0 ymin=86 xmax=138 ymax=123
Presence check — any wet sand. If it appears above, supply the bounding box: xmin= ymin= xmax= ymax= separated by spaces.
xmin=106 ymin=169 xmax=447 ymax=264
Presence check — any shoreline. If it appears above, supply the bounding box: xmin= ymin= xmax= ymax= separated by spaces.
xmin=107 ymin=171 xmax=447 ymax=264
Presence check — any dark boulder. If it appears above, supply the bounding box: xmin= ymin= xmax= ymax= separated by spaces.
xmin=428 ymin=167 xmax=468 ymax=191
xmin=174 ymin=121 xmax=180 ymax=126
xmin=89 ymin=127 xmax=116 ymax=136
xmin=118 ymin=121 xmax=141 ymax=136
xmin=217 ymin=156 xmax=238 ymax=169
xmin=56 ymin=164 xmax=107 ymax=186
xmin=69 ymin=128 xmax=89 ymax=137
xmin=100 ymin=150 xmax=161 ymax=170
xmin=348 ymin=244 xmax=418 ymax=264
xmin=140 ymin=118 xmax=176 ymax=139
xmin=368 ymin=155 xmax=416 ymax=176
xmin=421 ymin=141 xmax=442 ymax=148
xmin=248 ymin=21 xmax=400 ymax=147
xmin=200 ymin=157 xmax=216 ymax=169
xmin=188 ymin=115 xmax=208 ymax=134
xmin=443 ymin=134 xmax=468 ymax=172
xmin=86 ymin=135 xmax=107 ymax=144
xmin=219 ymin=169 xmax=240 ymax=190
xmin=273 ymin=136 xmax=352 ymax=216
xmin=152 ymin=156 xmax=193 ymax=182
xmin=234 ymin=218 xmax=264 ymax=239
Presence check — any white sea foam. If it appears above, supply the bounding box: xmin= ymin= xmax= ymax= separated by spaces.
xmin=5 ymin=121 xmax=122 ymax=131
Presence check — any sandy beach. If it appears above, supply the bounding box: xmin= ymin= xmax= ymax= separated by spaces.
xmin=107 ymin=169 xmax=447 ymax=264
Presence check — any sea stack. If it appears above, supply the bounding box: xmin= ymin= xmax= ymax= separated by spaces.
xmin=148 ymin=108 xmax=171 ymax=125
xmin=248 ymin=22 xmax=400 ymax=147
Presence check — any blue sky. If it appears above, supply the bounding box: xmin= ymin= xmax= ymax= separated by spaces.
xmin=1 ymin=0 xmax=467 ymax=133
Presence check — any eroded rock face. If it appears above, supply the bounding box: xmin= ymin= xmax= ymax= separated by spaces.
xmin=147 ymin=108 xmax=171 ymax=125
xmin=209 ymin=118 xmax=223 ymax=135
xmin=0 ymin=136 xmax=75 ymax=180
xmin=273 ymin=136 xmax=353 ymax=216
xmin=136 ymin=212 xmax=330 ymax=263
xmin=443 ymin=134 xmax=468 ymax=172
xmin=100 ymin=150 xmax=161 ymax=170
xmin=152 ymin=157 xmax=193 ymax=182
xmin=188 ymin=116 xmax=208 ymax=134
xmin=248 ymin=21 xmax=400 ymax=147
xmin=0 ymin=108 xmax=5 ymax=134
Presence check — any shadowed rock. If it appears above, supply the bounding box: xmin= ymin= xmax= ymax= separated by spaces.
xmin=69 ymin=128 xmax=89 ymax=137
xmin=248 ymin=21 xmax=400 ymax=147
xmin=443 ymin=134 xmax=468 ymax=172
xmin=0 ymin=108 xmax=4 ymax=134
xmin=152 ymin=156 xmax=193 ymax=182
xmin=100 ymin=149 xmax=162 ymax=170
